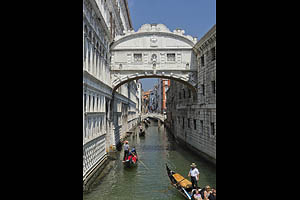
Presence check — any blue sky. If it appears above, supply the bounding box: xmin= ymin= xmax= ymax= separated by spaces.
xmin=127 ymin=0 xmax=216 ymax=91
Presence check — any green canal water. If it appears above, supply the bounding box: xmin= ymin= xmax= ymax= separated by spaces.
xmin=83 ymin=120 xmax=216 ymax=200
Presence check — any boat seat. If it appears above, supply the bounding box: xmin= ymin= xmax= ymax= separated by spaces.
xmin=173 ymin=173 xmax=192 ymax=188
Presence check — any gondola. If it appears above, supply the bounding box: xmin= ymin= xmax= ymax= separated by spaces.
xmin=166 ymin=164 xmax=197 ymax=200
xmin=123 ymin=152 xmax=138 ymax=168
xmin=144 ymin=121 xmax=149 ymax=128
xmin=139 ymin=130 xmax=145 ymax=136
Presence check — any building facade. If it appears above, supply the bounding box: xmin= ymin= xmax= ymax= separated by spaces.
xmin=158 ymin=79 xmax=170 ymax=114
xmin=166 ymin=25 xmax=216 ymax=163
xmin=83 ymin=0 xmax=141 ymax=185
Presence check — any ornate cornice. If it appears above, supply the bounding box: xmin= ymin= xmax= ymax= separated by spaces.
xmin=111 ymin=24 xmax=197 ymax=48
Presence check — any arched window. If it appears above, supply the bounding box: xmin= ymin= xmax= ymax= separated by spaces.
xmin=88 ymin=31 xmax=92 ymax=40
xmin=84 ymin=25 xmax=88 ymax=35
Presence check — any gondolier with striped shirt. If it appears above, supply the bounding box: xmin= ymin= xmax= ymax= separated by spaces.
xmin=188 ymin=163 xmax=200 ymax=189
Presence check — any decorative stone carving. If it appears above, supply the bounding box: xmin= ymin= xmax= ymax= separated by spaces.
xmin=150 ymin=36 xmax=158 ymax=47
xmin=151 ymin=54 xmax=157 ymax=63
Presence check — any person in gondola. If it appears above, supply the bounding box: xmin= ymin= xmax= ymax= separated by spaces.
xmin=193 ymin=189 xmax=203 ymax=200
xmin=188 ymin=163 xmax=200 ymax=189
xmin=123 ymin=141 xmax=129 ymax=161
xmin=202 ymin=185 xmax=211 ymax=200
xmin=208 ymin=188 xmax=216 ymax=200
xmin=131 ymin=147 xmax=137 ymax=155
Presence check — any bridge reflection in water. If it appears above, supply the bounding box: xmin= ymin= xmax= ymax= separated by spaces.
xmin=83 ymin=120 xmax=216 ymax=200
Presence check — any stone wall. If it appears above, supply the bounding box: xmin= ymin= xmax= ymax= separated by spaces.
xmin=166 ymin=25 xmax=216 ymax=164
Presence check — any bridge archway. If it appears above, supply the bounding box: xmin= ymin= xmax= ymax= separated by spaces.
xmin=110 ymin=23 xmax=198 ymax=93
xmin=112 ymin=75 xmax=197 ymax=94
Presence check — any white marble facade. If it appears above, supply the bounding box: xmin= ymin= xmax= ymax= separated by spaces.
xmin=83 ymin=0 xmax=140 ymax=181
xmin=110 ymin=24 xmax=199 ymax=91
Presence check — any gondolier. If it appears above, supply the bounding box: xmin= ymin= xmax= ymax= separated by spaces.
xmin=188 ymin=163 xmax=200 ymax=189
xmin=123 ymin=141 xmax=129 ymax=161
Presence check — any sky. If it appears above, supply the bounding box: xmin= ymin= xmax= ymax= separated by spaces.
xmin=127 ymin=0 xmax=216 ymax=91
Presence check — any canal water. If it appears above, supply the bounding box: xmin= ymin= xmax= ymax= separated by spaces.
xmin=83 ymin=120 xmax=216 ymax=200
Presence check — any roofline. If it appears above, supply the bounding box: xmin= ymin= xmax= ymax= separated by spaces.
xmin=195 ymin=24 xmax=216 ymax=48
xmin=111 ymin=31 xmax=196 ymax=49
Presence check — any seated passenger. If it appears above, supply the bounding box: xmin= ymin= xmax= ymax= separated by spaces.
xmin=193 ymin=189 xmax=203 ymax=200
xmin=208 ymin=188 xmax=216 ymax=200
xmin=203 ymin=185 xmax=211 ymax=200
xmin=131 ymin=147 xmax=137 ymax=155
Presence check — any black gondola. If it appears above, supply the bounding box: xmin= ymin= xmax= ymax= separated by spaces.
xmin=123 ymin=152 xmax=138 ymax=168
xmin=166 ymin=164 xmax=199 ymax=200
xmin=139 ymin=129 xmax=145 ymax=136
xmin=144 ymin=121 xmax=149 ymax=128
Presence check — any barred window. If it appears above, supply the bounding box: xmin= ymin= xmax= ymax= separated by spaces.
xmin=84 ymin=93 xmax=86 ymax=112
xmin=211 ymin=122 xmax=215 ymax=136
xmin=201 ymin=84 xmax=205 ymax=96
xmin=167 ymin=53 xmax=175 ymax=61
xmin=134 ymin=54 xmax=142 ymax=62
xmin=211 ymin=47 xmax=216 ymax=61
xmin=194 ymin=119 xmax=197 ymax=130
xmin=201 ymin=55 xmax=205 ymax=66
xmin=211 ymin=81 xmax=216 ymax=94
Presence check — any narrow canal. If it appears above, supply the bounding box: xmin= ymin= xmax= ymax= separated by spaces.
xmin=83 ymin=120 xmax=216 ymax=200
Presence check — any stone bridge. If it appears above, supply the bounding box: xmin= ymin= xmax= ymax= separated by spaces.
xmin=110 ymin=24 xmax=198 ymax=93
xmin=141 ymin=113 xmax=165 ymax=122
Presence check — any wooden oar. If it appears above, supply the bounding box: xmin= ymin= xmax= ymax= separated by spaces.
xmin=182 ymin=188 xmax=192 ymax=200
xmin=131 ymin=152 xmax=150 ymax=170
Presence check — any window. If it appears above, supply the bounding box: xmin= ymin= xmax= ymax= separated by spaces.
xmin=183 ymin=89 xmax=186 ymax=99
xmin=211 ymin=47 xmax=216 ymax=61
xmin=151 ymin=54 xmax=157 ymax=61
xmin=211 ymin=122 xmax=215 ymax=136
xmin=200 ymin=120 xmax=204 ymax=134
xmin=92 ymin=96 xmax=95 ymax=111
xmin=84 ymin=93 xmax=86 ymax=112
xmin=88 ymin=95 xmax=91 ymax=112
xmin=211 ymin=81 xmax=216 ymax=94
xmin=194 ymin=119 xmax=197 ymax=130
xmin=188 ymin=89 xmax=191 ymax=98
xmin=182 ymin=117 xmax=185 ymax=129
xmin=188 ymin=119 xmax=191 ymax=128
xmin=134 ymin=54 xmax=142 ymax=62
xmin=200 ymin=55 xmax=205 ymax=66
xmin=201 ymin=84 xmax=205 ymax=96
xmin=167 ymin=53 xmax=175 ymax=61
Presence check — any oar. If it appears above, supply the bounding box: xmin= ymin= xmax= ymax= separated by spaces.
xmin=131 ymin=152 xmax=150 ymax=170
xmin=182 ymin=188 xmax=192 ymax=200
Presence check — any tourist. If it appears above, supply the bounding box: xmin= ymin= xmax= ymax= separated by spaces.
xmin=123 ymin=141 xmax=129 ymax=161
xmin=208 ymin=188 xmax=216 ymax=200
xmin=131 ymin=146 xmax=137 ymax=155
xmin=203 ymin=185 xmax=211 ymax=200
xmin=193 ymin=189 xmax=203 ymax=200
xmin=188 ymin=163 xmax=200 ymax=189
